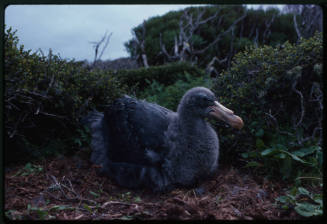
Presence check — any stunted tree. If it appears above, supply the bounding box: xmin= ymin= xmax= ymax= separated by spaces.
xmin=130 ymin=21 xmax=149 ymax=68
xmin=90 ymin=31 xmax=113 ymax=68
xmin=283 ymin=5 xmax=322 ymax=40
xmin=159 ymin=7 xmax=222 ymax=63
xmin=159 ymin=6 xmax=247 ymax=67
xmin=125 ymin=5 xmax=298 ymax=72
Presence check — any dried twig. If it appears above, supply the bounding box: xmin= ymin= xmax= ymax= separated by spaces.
xmin=8 ymin=113 xmax=28 ymax=138
xmin=101 ymin=201 xmax=137 ymax=208
xmin=292 ymin=80 xmax=304 ymax=128
xmin=44 ymin=175 xmax=96 ymax=205
xmin=264 ymin=112 xmax=279 ymax=129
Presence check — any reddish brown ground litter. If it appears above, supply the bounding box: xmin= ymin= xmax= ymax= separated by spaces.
xmin=4 ymin=152 xmax=306 ymax=220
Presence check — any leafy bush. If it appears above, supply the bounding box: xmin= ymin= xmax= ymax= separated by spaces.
xmin=275 ymin=185 xmax=322 ymax=217
xmin=4 ymin=27 xmax=207 ymax=164
xmin=212 ymin=32 xmax=322 ymax=217
xmin=115 ymin=61 xmax=206 ymax=92
xmin=212 ymin=32 xmax=322 ymax=176
xmin=139 ymin=72 xmax=212 ymax=111
xmin=4 ymin=27 xmax=126 ymax=163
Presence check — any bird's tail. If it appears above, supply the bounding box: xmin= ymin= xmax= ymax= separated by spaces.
xmin=81 ymin=110 xmax=108 ymax=166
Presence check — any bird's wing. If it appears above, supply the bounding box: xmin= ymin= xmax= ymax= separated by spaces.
xmin=104 ymin=96 xmax=173 ymax=166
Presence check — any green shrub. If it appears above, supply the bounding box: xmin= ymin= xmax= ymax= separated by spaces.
xmin=139 ymin=72 xmax=212 ymax=111
xmin=212 ymin=32 xmax=322 ymax=217
xmin=275 ymin=185 xmax=322 ymax=217
xmin=115 ymin=61 xmax=206 ymax=92
xmin=212 ymin=32 xmax=322 ymax=180
xmin=4 ymin=27 xmax=126 ymax=163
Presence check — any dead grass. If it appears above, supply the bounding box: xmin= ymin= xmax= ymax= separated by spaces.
xmin=4 ymin=151 xmax=304 ymax=220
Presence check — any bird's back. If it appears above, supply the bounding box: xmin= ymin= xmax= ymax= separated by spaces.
xmin=104 ymin=96 xmax=173 ymax=165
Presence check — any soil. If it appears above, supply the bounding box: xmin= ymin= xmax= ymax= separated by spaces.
xmin=4 ymin=150 xmax=308 ymax=220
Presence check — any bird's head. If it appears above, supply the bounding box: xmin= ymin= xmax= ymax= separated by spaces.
xmin=178 ymin=87 xmax=244 ymax=130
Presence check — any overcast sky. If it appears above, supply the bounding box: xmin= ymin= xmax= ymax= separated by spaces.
xmin=5 ymin=4 xmax=283 ymax=62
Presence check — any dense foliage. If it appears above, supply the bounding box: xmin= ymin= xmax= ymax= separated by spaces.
xmin=211 ymin=32 xmax=323 ymax=217
xmin=125 ymin=5 xmax=297 ymax=71
xmin=115 ymin=61 xmax=206 ymax=94
xmin=4 ymin=27 xmax=207 ymax=163
xmin=116 ymin=62 xmax=203 ymax=89
xmin=139 ymin=72 xmax=212 ymax=111
xmin=213 ymin=32 xmax=322 ymax=174
xmin=4 ymin=27 xmax=126 ymax=163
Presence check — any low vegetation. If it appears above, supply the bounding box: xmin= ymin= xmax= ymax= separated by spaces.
xmin=212 ymin=32 xmax=323 ymax=216
xmin=4 ymin=27 xmax=126 ymax=163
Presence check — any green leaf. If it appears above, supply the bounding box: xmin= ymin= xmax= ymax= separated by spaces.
xmin=246 ymin=151 xmax=258 ymax=158
xmin=255 ymin=129 xmax=264 ymax=137
xmin=120 ymin=215 xmax=133 ymax=220
xmin=292 ymin=146 xmax=319 ymax=157
xmin=241 ymin=152 xmax=248 ymax=158
xmin=50 ymin=205 xmax=71 ymax=211
xmin=316 ymin=150 xmax=323 ymax=167
xmin=36 ymin=209 xmax=48 ymax=219
xmin=89 ymin=191 xmax=100 ymax=198
xmin=275 ymin=144 xmax=288 ymax=151
xmin=295 ymin=202 xmax=322 ymax=217
xmin=279 ymin=150 xmax=312 ymax=165
xmin=261 ymin=148 xmax=277 ymax=156
xmin=276 ymin=195 xmax=288 ymax=203
xmin=274 ymin=153 xmax=286 ymax=159
xmin=83 ymin=204 xmax=92 ymax=213
xmin=289 ymin=186 xmax=298 ymax=196
xmin=134 ymin=196 xmax=142 ymax=203
xmin=256 ymin=138 xmax=265 ymax=150
xmin=24 ymin=163 xmax=32 ymax=170
xmin=280 ymin=157 xmax=292 ymax=179
xmin=281 ymin=204 xmax=289 ymax=210
xmin=74 ymin=138 xmax=82 ymax=146
xmin=313 ymin=198 xmax=322 ymax=206
xmin=298 ymin=187 xmax=310 ymax=196
xmin=244 ymin=161 xmax=262 ymax=168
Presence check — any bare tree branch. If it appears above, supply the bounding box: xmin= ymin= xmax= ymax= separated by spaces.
xmin=292 ymin=80 xmax=305 ymax=128
xmin=90 ymin=31 xmax=112 ymax=67
xmin=158 ymin=7 xmax=246 ymax=65
xmin=284 ymin=5 xmax=322 ymax=40
xmin=248 ymin=22 xmax=256 ymax=39
xmin=262 ymin=13 xmax=276 ymax=44
xmin=140 ymin=21 xmax=149 ymax=67
xmin=133 ymin=21 xmax=149 ymax=67
xmin=253 ymin=28 xmax=259 ymax=48
xmin=293 ymin=14 xmax=302 ymax=40
xmin=227 ymin=26 xmax=236 ymax=68
xmin=205 ymin=56 xmax=227 ymax=75
xmin=98 ymin=32 xmax=112 ymax=61
xmin=194 ymin=11 xmax=247 ymax=55
xmin=159 ymin=33 xmax=176 ymax=61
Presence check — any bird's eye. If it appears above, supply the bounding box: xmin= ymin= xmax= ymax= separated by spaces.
xmin=197 ymin=95 xmax=214 ymax=107
xmin=200 ymin=95 xmax=209 ymax=103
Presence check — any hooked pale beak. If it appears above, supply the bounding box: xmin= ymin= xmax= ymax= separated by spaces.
xmin=209 ymin=101 xmax=244 ymax=130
